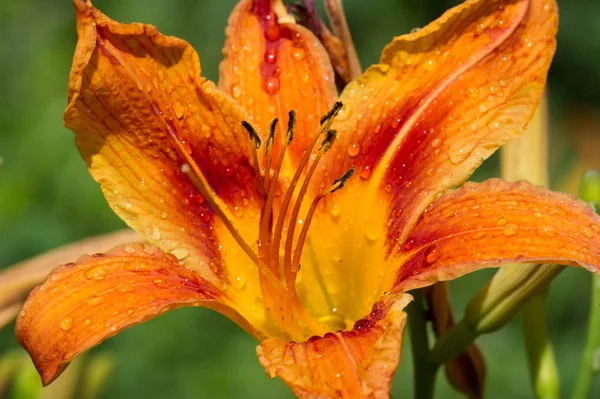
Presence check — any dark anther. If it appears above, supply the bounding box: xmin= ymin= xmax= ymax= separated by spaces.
xmin=241 ymin=121 xmax=262 ymax=149
xmin=320 ymin=101 xmax=343 ymax=125
xmin=319 ymin=129 xmax=337 ymax=152
xmin=266 ymin=117 xmax=279 ymax=151
xmin=286 ymin=110 xmax=297 ymax=144
xmin=331 ymin=166 xmax=355 ymax=193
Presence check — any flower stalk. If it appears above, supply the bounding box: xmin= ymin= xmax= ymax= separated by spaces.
xmin=571 ymin=170 xmax=600 ymax=399
xmin=406 ymin=289 xmax=438 ymax=399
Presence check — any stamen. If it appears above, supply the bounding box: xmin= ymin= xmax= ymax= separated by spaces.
xmin=259 ymin=111 xmax=296 ymax=271
xmin=241 ymin=121 xmax=264 ymax=194
xmin=269 ymin=101 xmax=343 ymax=277
xmin=263 ymin=117 xmax=279 ymax=191
xmin=319 ymin=100 xmax=343 ymax=125
xmin=290 ymin=166 xmax=355 ymax=276
xmin=277 ymin=130 xmax=337 ymax=284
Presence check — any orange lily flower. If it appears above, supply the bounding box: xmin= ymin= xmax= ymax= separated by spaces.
xmin=16 ymin=0 xmax=600 ymax=397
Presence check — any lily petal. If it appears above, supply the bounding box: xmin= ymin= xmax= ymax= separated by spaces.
xmin=394 ymin=179 xmax=600 ymax=292
xmin=15 ymin=243 xmax=232 ymax=386
xmin=257 ymin=294 xmax=411 ymax=399
xmin=323 ymin=0 xmax=557 ymax=247
xmin=219 ymin=0 xmax=337 ymax=166
xmin=65 ymin=0 xmax=260 ymax=284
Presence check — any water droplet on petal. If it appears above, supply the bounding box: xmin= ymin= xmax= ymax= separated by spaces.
xmin=85 ymin=266 xmax=107 ymax=280
xmin=153 ymin=279 xmax=166 ymax=288
xmin=359 ymin=165 xmax=372 ymax=179
xmin=423 ymin=246 xmax=441 ymax=265
xmin=496 ymin=218 xmax=508 ymax=226
xmin=539 ymin=226 xmax=556 ymax=237
xmin=431 ymin=138 xmax=442 ymax=149
xmin=124 ymin=245 xmax=136 ymax=254
xmin=173 ymin=101 xmax=185 ymax=119
xmin=330 ymin=204 xmax=341 ymax=220
xmin=580 ymin=226 xmax=596 ymax=239
xmin=503 ymin=224 xmax=519 ymax=236
xmin=264 ymin=77 xmax=280 ymax=95
xmin=347 ymin=143 xmax=361 ymax=157
xmin=233 ymin=275 xmax=247 ymax=290
xmin=232 ymin=85 xmax=242 ymax=99
xmin=149 ymin=225 xmax=161 ymax=241
xmin=365 ymin=227 xmax=381 ymax=243
xmin=60 ymin=317 xmax=73 ymax=331
xmin=292 ymin=48 xmax=305 ymax=60
xmin=160 ymin=211 xmax=168 ymax=219
xmin=87 ymin=296 xmax=104 ymax=307
xmin=171 ymin=247 xmax=189 ymax=261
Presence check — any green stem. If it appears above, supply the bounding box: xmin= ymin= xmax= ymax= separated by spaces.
xmin=522 ymin=294 xmax=560 ymax=399
xmin=406 ymin=289 xmax=438 ymax=399
xmin=571 ymin=273 xmax=600 ymax=399
xmin=571 ymin=172 xmax=600 ymax=399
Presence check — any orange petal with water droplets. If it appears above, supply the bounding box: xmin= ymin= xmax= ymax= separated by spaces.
xmin=322 ymin=0 xmax=557 ymax=248
xmin=257 ymin=294 xmax=411 ymax=399
xmin=393 ymin=179 xmax=600 ymax=292
xmin=425 ymin=282 xmax=486 ymax=398
xmin=15 ymin=243 xmax=234 ymax=386
xmin=65 ymin=0 xmax=260 ymax=284
xmin=219 ymin=0 xmax=337 ymax=167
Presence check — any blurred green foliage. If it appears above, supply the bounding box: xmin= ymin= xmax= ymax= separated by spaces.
xmin=1 ymin=0 xmax=599 ymax=398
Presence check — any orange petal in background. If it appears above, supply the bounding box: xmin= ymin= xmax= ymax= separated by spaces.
xmin=219 ymin=0 xmax=337 ymax=166
xmin=16 ymin=243 xmax=229 ymax=386
xmin=322 ymin=0 xmax=557 ymax=248
xmin=257 ymin=294 xmax=411 ymax=399
xmin=394 ymin=179 xmax=600 ymax=292
xmin=66 ymin=0 xmax=261 ymax=284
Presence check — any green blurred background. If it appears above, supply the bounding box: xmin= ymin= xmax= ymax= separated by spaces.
xmin=1 ymin=0 xmax=599 ymax=398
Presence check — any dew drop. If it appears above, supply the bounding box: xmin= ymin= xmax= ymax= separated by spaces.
xmin=264 ymin=77 xmax=280 ymax=95
xmin=424 ymin=247 xmax=440 ymax=265
xmin=160 ymin=211 xmax=168 ymax=219
xmin=127 ymin=308 xmax=135 ymax=315
xmin=83 ymin=318 xmax=91 ymax=326
xmin=292 ymin=48 xmax=305 ymax=60
xmin=431 ymin=138 xmax=442 ymax=149
xmin=330 ymin=204 xmax=341 ymax=220
xmin=173 ymin=101 xmax=185 ymax=119
xmin=149 ymin=225 xmax=161 ymax=241
xmin=347 ymin=143 xmax=361 ymax=157
xmin=181 ymin=140 xmax=192 ymax=155
xmin=579 ymin=226 xmax=596 ymax=239
xmin=85 ymin=266 xmax=107 ymax=281
xmin=503 ymin=224 xmax=519 ymax=236
xmin=233 ymin=275 xmax=247 ymax=290
xmin=402 ymin=238 xmax=415 ymax=251
xmin=365 ymin=227 xmax=381 ymax=243
xmin=472 ymin=231 xmax=485 ymax=240
xmin=359 ymin=165 xmax=372 ymax=179
xmin=232 ymin=85 xmax=242 ymax=99
xmin=539 ymin=226 xmax=556 ymax=237
xmin=153 ymin=279 xmax=166 ymax=288
xmin=496 ymin=218 xmax=508 ymax=226
xmin=264 ymin=49 xmax=277 ymax=64
xmin=86 ymin=296 xmax=104 ymax=307
xmin=60 ymin=317 xmax=73 ymax=331
xmin=171 ymin=247 xmax=190 ymax=260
